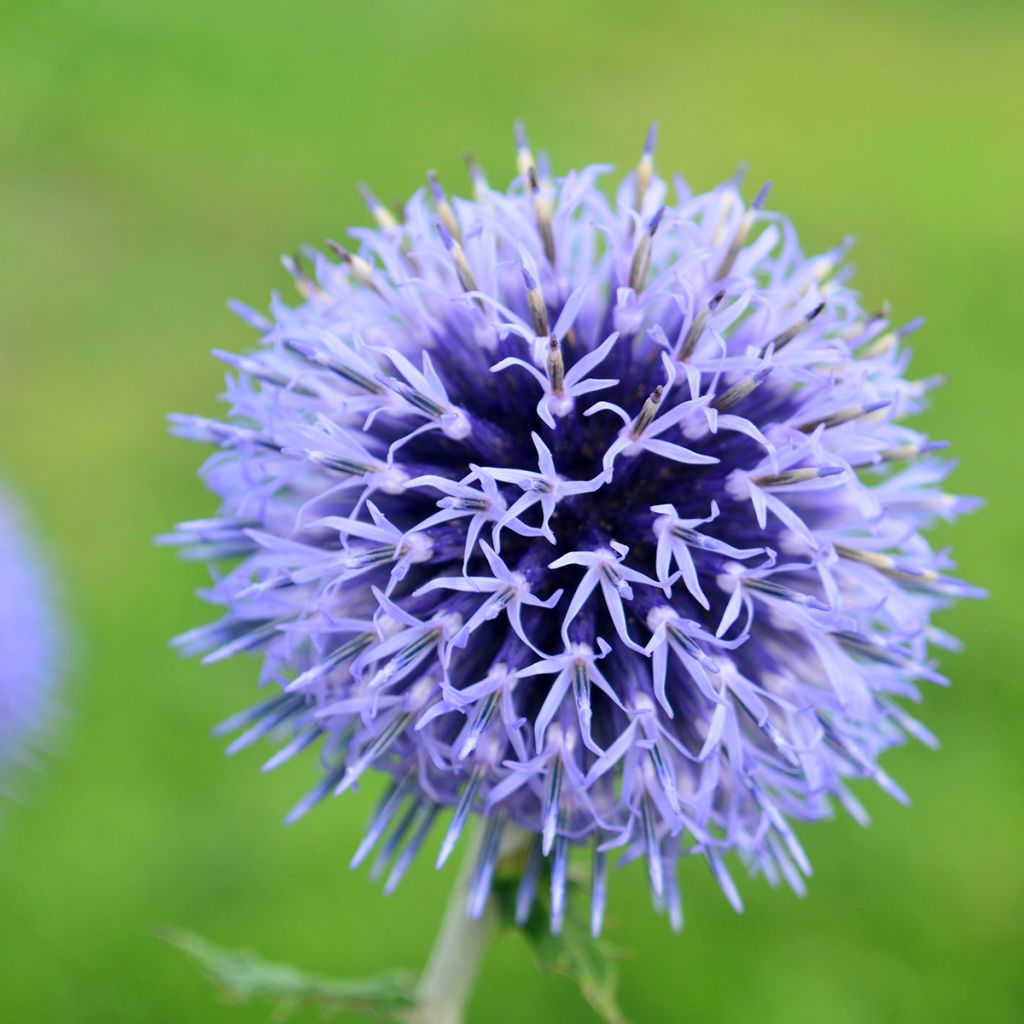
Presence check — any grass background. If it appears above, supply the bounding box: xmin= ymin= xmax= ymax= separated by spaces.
xmin=0 ymin=0 xmax=1021 ymax=1021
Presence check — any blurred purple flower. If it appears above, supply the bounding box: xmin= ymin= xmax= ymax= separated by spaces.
xmin=1 ymin=491 xmax=61 ymax=797
xmin=163 ymin=125 xmax=982 ymax=934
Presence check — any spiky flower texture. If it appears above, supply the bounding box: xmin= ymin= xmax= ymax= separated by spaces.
xmin=165 ymin=126 xmax=980 ymax=935
xmin=1 ymin=492 xmax=61 ymax=796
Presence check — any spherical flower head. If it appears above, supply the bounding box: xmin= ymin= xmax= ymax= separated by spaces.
xmin=0 ymin=491 xmax=62 ymax=797
xmin=165 ymin=126 xmax=982 ymax=934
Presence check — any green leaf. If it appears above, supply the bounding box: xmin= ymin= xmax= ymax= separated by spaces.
xmin=159 ymin=927 xmax=416 ymax=1020
xmin=492 ymin=879 xmax=630 ymax=1024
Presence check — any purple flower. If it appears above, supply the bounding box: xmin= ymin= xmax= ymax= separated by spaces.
xmin=164 ymin=125 xmax=982 ymax=934
xmin=0 ymin=491 xmax=61 ymax=796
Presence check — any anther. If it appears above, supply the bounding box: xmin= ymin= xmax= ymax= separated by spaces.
xmin=806 ymin=236 xmax=854 ymax=288
xmin=437 ymin=222 xmax=479 ymax=294
xmin=630 ymin=384 xmax=664 ymax=438
xmin=765 ymin=302 xmax=825 ymax=355
xmin=796 ymin=400 xmax=890 ymax=433
xmin=463 ymin=150 xmax=489 ymax=202
xmin=514 ymin=120 xmax=534 ymax=178
xmin=858 ymin=316 xmax=925 ymax=359
xmin=628 ymin=205 xmax=665 ymax=293
xmin=711 ymin=365 xmax=774 ymax=412
xmin=528 ymin=166 xmax=557 ymax=266
xmin=357 ymin=183 xmax=398 ymax=231
xmin=427 ymin=170 xmax=461 ymax=243
xmin=752 ymin=465 xmax=843 ymax=487
xmin=326 ymin=239 xmax=382 ymax=296
xmin=677 ymin=290 xmax=725 ymax=362
xmin=873 ymin=439 xmax=949 ymax=464
xmin=546 ymin=337 xmax=565 ymax=395
xmin=634 ymin=121 xmax=658 ymax=213
xmin=282 ymin=251 xmax=316 ymax=298
xmin=833 ymin=544 xmax=940 ymax=584
xmin=521 ymin=260 xmax=550 ymax=337
xmin=715 ymin=181 xmax=770 ymax=281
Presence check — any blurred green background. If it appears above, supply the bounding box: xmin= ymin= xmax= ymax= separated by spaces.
xmin=0 ymin=0 xmax=1020 ymax=1021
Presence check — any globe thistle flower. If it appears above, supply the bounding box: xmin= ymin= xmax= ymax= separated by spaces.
xmin=164 ymin=125 xmax=981 ymax=935
xmin=0 ymin=490 xmax=62 ymax=797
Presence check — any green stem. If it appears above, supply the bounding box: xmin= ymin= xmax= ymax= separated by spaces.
xmin=405 ymin=832 xmax=491 ymax=1024
xmin=405 ymin=824 xmax=527 ymax=1024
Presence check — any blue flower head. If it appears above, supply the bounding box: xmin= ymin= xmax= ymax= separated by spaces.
xmin=164 ymin=125 xmax=981 ymax=934
xmin=1 ymin=491 xmax=61 ymax=796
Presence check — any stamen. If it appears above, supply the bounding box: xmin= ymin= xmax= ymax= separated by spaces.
xmin=711 ymin=365 xmax=774 ymax=412
xmin=676 ymin=290 xmax=724 ymax=362
xmin=214 ymin=350 xmax=317 ymax=395
xmin=628 ymin=205 xmax=665 ymax=293
xmin=343 ymin=545 xmax=399 ymax=571
xmin=796 ymin=400 xmax=890 ymax=433
xmin=336 ymin=710 xmax=414 ymax=793
xmin=806 ymin=236 xmax=853 ymax=288
xmin=427 ymin=170 xmax=461 ymax=243
xmin=368 ymin=628 xmax=441 ymax=689
xmin=666 ymin=621 xmax=720 ymax=674
xmin=514 ymin=120 xmax=534 ymax=178
xmin=634 ymin=121 xmax=658 ymax=213
xmin=301 ymin=450 xmax=373 ymax=476
xmin=765 ymin=302 xmax=825 ymax=354
xmin=834 ymin=544 xmax=897 ymax=572
xmin=357 ymin=183 xmax=398 ymax=231
xmin=571 ymin=659 xmax=592 ymax=735
xmin=841 ymin=302 xmax=890 ymax=342
xmin=326 ymin=239 xmax=383 ymax=297
xmin=745 ymin=577 xmax=829 ymax=611
xmin=521 ymin=260 xmax=550 ymax=337
xmin=528 ymin=166 xmax=556 ymax=266
xmin=440 ymin=494 xmax=489 ymax=512
xmin=463 ymin=150 xmax=489 ymax=202
xmin=834 ymin=544 xmax=941 ymax=584
xmin=671 ymin=524 xmax=754 ymax=556
xmin=630 ymin=384 xmax=664 ymax=438
xmin=283 ymin=338 xmax=382 ymax=393
xmin=459 ymin=690 xmax=499 ymax=759
xmin=546 ymin=337 xmax=565 ymax=395
xmin=378 ymin=375 xmax=447 ymax=418
xmin=714 ymin=181 xmax=770 ymax=281
xmin=601 ymin=560 xmax=634 ymax=598
xmin=437 ymin=222 xmax=479 ymax=294
xmin=752 ymin=465 xmax=843 ymax=487
xmin=858 ymin=315 xmax=925 ymax=358
xmin=833 ymin=630 xmax=906 ymax=668
xmin=281 ymin=251 xmax=316 ymax=297
xmin=872 ymin=439 xmax=949 ymax=464
xmin=287 ymin=633 xmax=376 ymax=693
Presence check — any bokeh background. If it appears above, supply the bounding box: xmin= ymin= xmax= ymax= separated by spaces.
xmin=1 ymin=0 xmax=1021 ymax=1021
